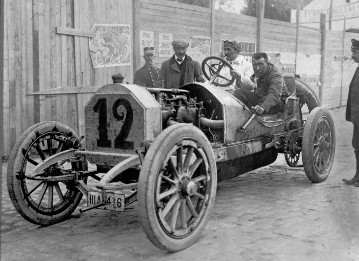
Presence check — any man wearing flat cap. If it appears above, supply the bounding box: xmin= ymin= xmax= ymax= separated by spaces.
xmin=134 ymin=47 xmax=163 ymax=88
xmin=342 ymin=39 xmax=359 ymax=186
xmin=217 ymin=40 xmax=254 ymax=93
xmin=160 ymin=39 xmax=205 ymax=89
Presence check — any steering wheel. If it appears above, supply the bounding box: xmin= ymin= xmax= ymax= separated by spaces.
xmin=201 ymin=56 xmax=235 ymax=87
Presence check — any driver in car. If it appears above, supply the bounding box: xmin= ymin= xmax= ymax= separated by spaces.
xmin=233 ymin=52 xmax=289 ymax=115
xmin=217 ymin=40 xmax=254 ymax=94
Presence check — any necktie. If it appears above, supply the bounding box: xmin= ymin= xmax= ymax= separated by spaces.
xmin=177 ymin=58 xmax=183 ymax=63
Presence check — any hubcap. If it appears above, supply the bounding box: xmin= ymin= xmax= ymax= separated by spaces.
xmin=180 ymin=179 xmax=198 ymax=196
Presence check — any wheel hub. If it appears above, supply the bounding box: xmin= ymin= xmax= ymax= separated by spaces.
xmin=180 ymin=179 xmax=198 ymax=196
xmin=319 ymin=137 xmax=327 ymax=151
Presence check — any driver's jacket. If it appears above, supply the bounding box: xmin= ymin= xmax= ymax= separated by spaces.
xmin=251 ymin=63 xmax=289 ymax=112
xmin=217 ymin=55 xmax=254 ymax=93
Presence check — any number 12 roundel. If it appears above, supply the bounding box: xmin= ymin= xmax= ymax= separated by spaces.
xmin=93 ymin=97 xmax=134 ymax=150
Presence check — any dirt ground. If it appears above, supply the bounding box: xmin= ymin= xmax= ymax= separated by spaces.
xmin=1 ymin=107 xmax=359 ymax=261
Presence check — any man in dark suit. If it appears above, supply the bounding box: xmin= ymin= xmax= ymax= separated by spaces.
xmin=160 ymin=39 xmax=205 ymax=89
xmin=134 ymin=47 xmax=163 ymax=88
xmin=342 ymin=39 xmax=359 ymax=186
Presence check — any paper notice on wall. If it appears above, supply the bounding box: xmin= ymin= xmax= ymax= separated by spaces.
xmin=266 ymin=52 xmax=296 ymax=76
xmin=159 ymin=33 xmax=173 ymax=57
xmin=187 ymin=36 xmax=211 ymax=63
xmin=89 ymin=24 xmax=131 ymax=68
xmin=280 ymin=52 xmax=296 ymax=64
xmin=296 ymin=53 xmax=321 ymax=76
xmin=140 ymin=30 xmax=154 ymax=56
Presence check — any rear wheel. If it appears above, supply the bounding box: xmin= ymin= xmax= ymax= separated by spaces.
xmin=302 ymin=108 xmax=335 ymax=182
xmin=7 ymin=121 xmax=87 ymax=225
xmin=138 ymin=124 xmax=217 ymax=252
xmin=295 ymin=79 xmax=320 ymax=113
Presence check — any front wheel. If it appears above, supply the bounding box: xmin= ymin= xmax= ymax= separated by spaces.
xmin=302 ymin=108 xmax=335 ymax=182
xmin=138 ymin=124 xmax=217 ymax=252
xmin=7 ymin=121 xmax=87 ymax=225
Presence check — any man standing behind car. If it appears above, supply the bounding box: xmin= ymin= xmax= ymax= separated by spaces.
xmin=218 ymin=40 xmax=254 ymax=94
xmin=233 ymin=52 xmax=289 ymax=115
xmin=161 ymin=39 xmax=205 ymax=89
xmin=342 ymin=39 xmax=359 ymax=186
xmin=134 ymin=47 xmax=164 ymax=88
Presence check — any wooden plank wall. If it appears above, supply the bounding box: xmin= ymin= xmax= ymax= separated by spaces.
xmin=3 ymin=0 xmax=359 ymax=156
xmin=3 ymin=0 xmax=133 ymax=156
xmin=136 ymin=0 xmax=212 ymax=70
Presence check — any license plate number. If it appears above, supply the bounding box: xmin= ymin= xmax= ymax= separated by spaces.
xmin=87 ymin=191 xmax=125 ymax=211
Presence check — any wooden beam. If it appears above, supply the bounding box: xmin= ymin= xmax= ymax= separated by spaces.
xmin=210 ymin=0 xmax=215 ymax=56
xmin=295 ymin=3 xmax=300 ymax=74
xmin=56 ymin=26 xmax=94 ymax=38
xmin=339 ymin=18 xmax=346 ymax=107
xmin=256 ymin=0 xmax=265 ymax=52
xmin=27 ymin=86 xmax=101 ymax=95
xmin=319 ymin=13 xmax=326 ymax=105
xmin=0 ymin=0 xmax=4 ymax=162
xmin=133 ymin=0 xmax=141 ymax=76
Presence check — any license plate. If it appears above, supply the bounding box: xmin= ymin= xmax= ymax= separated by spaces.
xmin=87 ymin=191 xmax=125 ymax=211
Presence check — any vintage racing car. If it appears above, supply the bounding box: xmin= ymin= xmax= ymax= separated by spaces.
xmin=7 ymin=56 xmax=335 ymax=252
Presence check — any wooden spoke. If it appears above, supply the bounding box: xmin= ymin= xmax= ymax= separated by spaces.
xmin=168 ymin=157 xmax=180 ymax=178
xmin=53 ymin=183 xmax=64 ymax=202
xmin=180 ymin=200 xmax=187 ymax=229
xmin=161 ymin=194 xmax=179 ymax=218
xmin=24 ymin=181 xmax=43 ymax=199
xmin=26 ymin=156 xmax=39 ymax=166
xmin=48 ymin=184 xmax=54 ymax=209
xmin=158 ymin=186 xmax=178 ymax=201
xmin=186 ymin=197 xmax=199 ymax=218
xmin=183 ymin=147 xmax=194 ymax=172
xmin=192 ymin=175 xmax=206 ymax=184
xmin=188 ymin=158 xmax=203 ymax=178
xmin=170 ymin=200 xmax=181 ymax=232
xmin=35 ymin=144 xmax=46 ymax=161
xmin=37 ymin=183 xmax=48 ymax=208
xmin=193 ymin=192 xmax=205 ymax=200
xmin=162 ymin=175 xmax=176 ymax=185
xmin=177 ymin=145 xmax=183 ymax=174
xmin=56 ymin=141 xmax=64 ymax=154
xmin=47 ymin=138 xmax=53 ymax=156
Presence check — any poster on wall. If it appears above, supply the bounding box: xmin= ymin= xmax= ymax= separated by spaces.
xmin=89 ymin=24 xmax=131 ymax=68
xmin=187 ymin=36 xmax=211 ymax=63
xmin=158 ymin=33 xmax=173 ymax=57
xmin=266 ymin=51 xmax=321 ymax=94
xmin=140 ymin=30 xmax=154 ymax=56
xmin=296 ymin=53 xmax=321 ymax=87
xmin=266 ymin=52 xmax=296 ymax=76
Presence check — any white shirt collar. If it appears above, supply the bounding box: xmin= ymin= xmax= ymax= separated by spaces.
xmin=228 ymin=55 xmax=245 ymax=65
xmin=175 ymin=55 xmax=185 ymax=64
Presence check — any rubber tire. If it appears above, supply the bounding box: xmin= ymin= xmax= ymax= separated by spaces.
xmin=138 ymin=124 xmax=217 ymax=252
xmin=302 ymin=108 xmax=336 ymax=183
xmin=7 ymin=121 xmax=85 ymax=225
xmin=295 ymin=78 xmax=321 ymax=112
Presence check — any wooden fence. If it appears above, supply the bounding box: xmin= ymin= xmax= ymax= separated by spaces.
xmin=2 ymin=0 xmax=359 ymax=156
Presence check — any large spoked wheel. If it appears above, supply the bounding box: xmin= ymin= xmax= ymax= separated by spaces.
xmin=302 ymin=108 xmax=335 ymax=183
xmin=7 ymin=121 xmax=87 ymax=226
xmin=138 ymin=124 xmax=217 ymax=252
xmin=201 ymin=56 xmax=235 ymax=87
